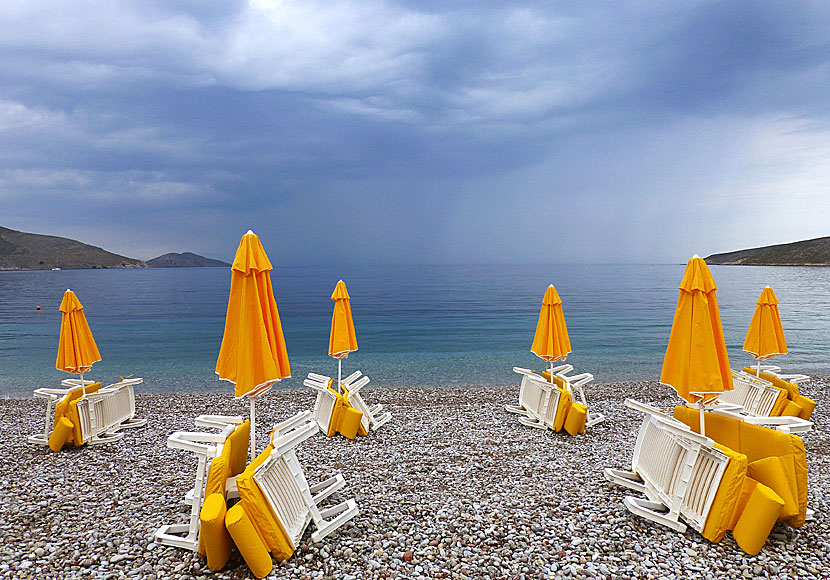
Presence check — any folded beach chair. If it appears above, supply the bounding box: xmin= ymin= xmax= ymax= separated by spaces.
xmin=28 ymin=377 xmax=147 ymax=451
xmin=542 ymin=365 xmax=605 ymax=428
xmin=742 ymin=366 xmax=816 ymax=420
xmin=505 ymin=368 xmax=587 ymax=436
xmin=155 ymin=415 xmax=250 ymax=553
xmin=339 ymin=370 xmax=392 ymax=432
xmin=218 ymin=411 xmax=359 ymax=578
xmin=605 ymin=399 xmax=806 ymax=555
xmin=710 ymin=371 xmax=812 ymax=433
xmin=303 ymin=372 xmax=366 ymax=439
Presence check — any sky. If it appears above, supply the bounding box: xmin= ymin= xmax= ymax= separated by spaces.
xmin=0 ymin=0 xmax=828 ymax=265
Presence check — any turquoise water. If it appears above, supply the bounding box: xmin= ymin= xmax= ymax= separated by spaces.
xmin=0 ymin=264 xmax=828 ymax=396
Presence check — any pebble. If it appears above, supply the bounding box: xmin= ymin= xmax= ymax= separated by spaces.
xmin=2 ymin=379 xmax=829 ymax=579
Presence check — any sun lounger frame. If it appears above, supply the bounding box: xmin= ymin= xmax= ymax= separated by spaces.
xmin=338 ymin=370 xmax=392 ymax=432
xmin=505 ymin=367 xmax=562 ymax=430
xmin=28 ymin=377 xmax=147 ymax=446
xmin=710 ymin=371 xmax=812 ymax=434
xmin=155 ymin=415 xmax=245 ymax=552
xmin=604 ymin=399 xmax=729 ymax=534
xmin=254 ymin=411 xmax=358 ymax=544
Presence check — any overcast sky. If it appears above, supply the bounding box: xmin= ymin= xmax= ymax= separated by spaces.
xmin=1 ymin=1 xmax=827 ymax=264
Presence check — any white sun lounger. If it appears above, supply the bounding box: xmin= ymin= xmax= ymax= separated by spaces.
xmin=603 ymin=399 xmax=730 ymax=534
xmin=28 ymin=377 xmax=146 ymax=447
xmin=550 ymin=365 xmax=605 ymax=428
xmin=304 ymin=373 xmax=340 ymax=434
xmin=505 ymin=367 xmax=563 ymax=430
xmin=709 ymin=371 xmax=812 ymax=434
xmin=338 ymin=370 xmax=392 ymax=432
xmin=751 ymin=365 xmax=811 ymax=385
xmin=155 ymin=415 xmax=247 ymax=552
xmin=253 ymin=411 xmax=359 ymax=544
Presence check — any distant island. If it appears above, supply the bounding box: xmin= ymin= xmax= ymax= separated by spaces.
xmin=0 ymin=225 xmax=145 ymax=270
xmin=705 ymin=236 xmax=830 ymax=266
xmin=0 ymin=226 xmax=229 ymax=270
xmin=146 ymin=252 xmax=230 ymax=268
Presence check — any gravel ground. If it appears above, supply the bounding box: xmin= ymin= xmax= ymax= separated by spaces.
xmin=1 ymin=375 xmax=829 ymax=580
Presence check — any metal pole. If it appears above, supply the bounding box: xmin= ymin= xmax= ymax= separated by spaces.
xmin=698 ymin=399 xmax=706 ymax=438
xmin=338 ymin=358 xmax=342 ymax=394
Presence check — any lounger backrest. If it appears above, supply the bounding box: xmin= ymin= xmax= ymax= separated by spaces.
xmin=520 ymin=374 xmax=560 ymax=426
xmin=632 ymin=414 xmax=729 ymax=533
xmin=253 ymin=451 xmax=312 ymax=547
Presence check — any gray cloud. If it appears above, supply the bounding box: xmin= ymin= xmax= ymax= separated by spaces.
xmin=0 ymin=1 xmax=827 ymax=264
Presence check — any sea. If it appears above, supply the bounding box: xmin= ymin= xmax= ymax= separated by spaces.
xmin=0 ymin=264 xmax=828 ymax=397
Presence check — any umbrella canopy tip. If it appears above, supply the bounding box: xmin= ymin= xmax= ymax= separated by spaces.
xmin=691 ymin=253 xmax=700 ymax=259
xmin=245 ymin=229 xmax=255 ymax=236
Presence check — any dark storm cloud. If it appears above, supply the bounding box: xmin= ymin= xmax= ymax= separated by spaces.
xmin=0 ymin=1 xmax=827 ymax=264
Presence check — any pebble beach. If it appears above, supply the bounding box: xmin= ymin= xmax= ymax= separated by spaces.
xmin=2 ymin=377 xmax=829 ymax=580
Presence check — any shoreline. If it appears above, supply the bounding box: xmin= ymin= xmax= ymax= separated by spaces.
xmin=3 ymin=378 xmax=829 ymax=579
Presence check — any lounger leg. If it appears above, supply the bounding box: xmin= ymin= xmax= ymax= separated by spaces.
xmin=518 ymin=416 xmax=549 ymax=430
xmin=603 ymin=468 xmax=646 ymax=494
xmin=586 ymin=411 xmax=605 ymax=428
xmin=88 ymin=431 xmax=125 ymax=445
xmin=623 ymin=496 xmax=687 ymax=533
xmin=310 ymin=499 xmax=358 ymax=543
xmin=504 ymin=404 xmax=527 ymax=415
xmin=119 ymin=417 xmax=147 ymax=429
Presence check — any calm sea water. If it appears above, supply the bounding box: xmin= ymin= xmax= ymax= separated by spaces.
xmin=0 ymin=265 xmax=827 ymax=397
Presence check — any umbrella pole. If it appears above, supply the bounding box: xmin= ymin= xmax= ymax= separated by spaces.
xmin=250 ymin=397 xmax=256 ymax=462
xmin=338 ymin=358 xmax=342 ymax=394
xmin=757 ymin=359 xmax=762 ymax=378
xmin=698 ymin=399 xmax=706 ymax=437
xmin=80 ymin=371 xmax=86 ymax=398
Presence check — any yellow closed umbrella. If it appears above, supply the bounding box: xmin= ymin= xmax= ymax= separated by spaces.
xmin=328 ymin=280 xmax=358 ymax=392
xmin=660 ymin=255 xmax=732 ymax=435
xmin=216 ymin=230 xmax=291 ymax=460
xmin=56 ymin=289 xmax=102 ymax=396
xmin=743 ymin=286 xmax=787 ymax=377
xmin=530 ymin=284 xmax=572 ymax=378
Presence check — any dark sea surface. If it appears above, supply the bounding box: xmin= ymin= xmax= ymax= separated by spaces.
xmin=1 ymin=264 xmax=827 ymax=397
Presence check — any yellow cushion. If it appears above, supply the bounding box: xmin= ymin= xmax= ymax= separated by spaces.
xmin=732 ymin=480 xmax=784 ymax=555
xmin=200 ymin=493 xmax=231 ymax=571
xmin=235 ymin=445 xmax=294 ymax=561
xmin=326 ymin=386 xmax=345 ymax=437
xmin=700 ymin=442 xmax=748 ymax=542
xmin=48 ymin=416 xmax=74 ymax=451
xmin=673 ymin=407 xmax=808 ymax=528
xmin=780 ymin=400 xmax=803 ymax=417
xmin=224 ymin=420 xmax=251 ymax=477
xmin=747 ymin=456 xmax=798 ymax=519
xmin=338 ymin=405 xmax=363 ymax=439
xmin=553 ymin=388 xmax=571 ymax=432
xmin=205 ymin=456 xmax=230 ymax=498
xmin=564 ymin=403 xmax=587 ymax=436
xmin=226 ymin=503 xmax=273 ymax=579
xmin=794 ymin=395 xmax=816 ymax=420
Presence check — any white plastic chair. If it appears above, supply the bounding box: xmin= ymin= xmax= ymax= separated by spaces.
xmin=28 ymin=377 xmax=147 ymax=446
xmin=752 ymin=365 xmax=811 ymax=385
xmin=155 ymin=415 xmax=246 ymax=552
xmin=505 ymin=367 xmax=562 ymax=430
xmin=255 ymin=411 xmax=359 ymax=544
xmin=339 ymin=371 xmax=392 ymax=432
xmin=603 ymin=399 xmax=730 ymax=534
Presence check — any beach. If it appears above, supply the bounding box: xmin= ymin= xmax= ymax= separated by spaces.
xmin=3 ymin=378 xmax=829 ymax=580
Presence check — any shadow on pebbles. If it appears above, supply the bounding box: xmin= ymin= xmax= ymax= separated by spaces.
xmin=2 ymin=377 xmax=829 ymax=579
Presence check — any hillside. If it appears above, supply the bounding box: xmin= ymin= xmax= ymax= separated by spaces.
xmin=705 ymin=236 xmax=830 ymax=266
xmin=146 ymin=252 xmax=230 ymax=268
xmin=0 ymin=226 xmax=145 ymax=270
